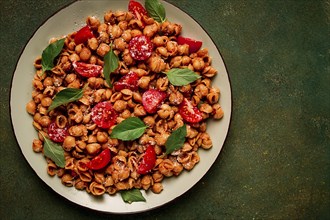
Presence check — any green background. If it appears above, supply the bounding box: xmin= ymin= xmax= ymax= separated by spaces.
xmin=1 ymin=0 xmax=329 ymax=219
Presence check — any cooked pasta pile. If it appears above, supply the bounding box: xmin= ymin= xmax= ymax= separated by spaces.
xmin=26 ymin=4 xmax=224 ymax=198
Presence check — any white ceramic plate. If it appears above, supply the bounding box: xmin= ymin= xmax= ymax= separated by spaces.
xmin=10 ymin=0 xmax=231 ymax=214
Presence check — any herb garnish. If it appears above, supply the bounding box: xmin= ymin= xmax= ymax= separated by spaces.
xmin=41 ymin=38 xmax=65 ymax=74
xmin=40 ymin=133 xmax=65 ymax=168
xmin=166 ymin=68 xmax=201 ymax=86
xmin=47 ymin=85 xmax=86 ymax=112
xmin=103 ymin=44 xmax=119 ymax=88
xmin=120 ymin=188 xmax=146 ymax=204
xmin=165 ymin=124 xmax=187 ymax=155
xmin=145 ymin=0 xmax=166 ymax=23
xmin=110 ymin=117 xmax=147 ymax=141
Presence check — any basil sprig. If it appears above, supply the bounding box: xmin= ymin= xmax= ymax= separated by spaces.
xmin=47 ymin=86 xmax=85 ymax=112
xmin=40 ymin=133 xmax=65 ymax=168
xmin=166 ymin=68 xmax=201 ymax=86
xmin=165 ymin=124 xmax=187 ymax=155
xmin=145 ymin=0 xmax=166 ymax=23
xmin=103 ymin=44 xmax=119 ymax=88
xmin=110 ymin=117 xmax=147 ymax=141
xmin=41 ymin=38 xmax=65 ymax=74
xmin=120 ymin=189 xmax=146 ymax=204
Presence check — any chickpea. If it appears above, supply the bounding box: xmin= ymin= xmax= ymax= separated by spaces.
xmin=151 ymin=183 xmax=163 ymax=194
xmin=121 ymin=30 xmax=132 ymax=42
xmin=63 ymin=136 xmax=76 ymax=151
xmin=182 ymin=55 xmax=191 ymax=65
xmin=109 ymin=24 xmax=123 ymax=39
xmin=130 ymin=29 xmax=142 ymax=37
xmin=75 ymin=44 xmax=83 ymax=54
xmin=43 ymin=77 xmax=53 ymax=87
xmin=41 ymin=97 xmax=52 ymax=107
xmin=118 ymin=20 xmax=128 ymax=30
xmin=86 ymin=143 xmax=101 ymax=155
xmin=26 ymin=100 xmax=36 ymax=115
xmin=192 ymin=57 xmax=205 ymax=71
xmin=38 ymin=116 xmax=51 ymax=127
xmin=88 ymin=37 xmax=99 ymax=50
xmin=86 ymin=16 xmax=100 ymax=30
xmin=69 ymin=53 xmax=80 ymax=62
xmin=79 ymin=47 xmax=92 ymax=61
xmin=32 ymin=139 xmax=43 ymax=153
xmin=65 ymin=73 xmax=77 ymax=84
xmin=96 ymin=131 xmax=108 ymax=143
xmin=96 ymin=43 xmax=110 ymax=57
xmin=177 ymin=44 xmax=189 ymax=55
xmin=143 ymin=23 xmax=158 ymax=38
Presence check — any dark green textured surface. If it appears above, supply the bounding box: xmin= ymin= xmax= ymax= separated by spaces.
xmin=1 ymin=0 xmax=329 ymax=219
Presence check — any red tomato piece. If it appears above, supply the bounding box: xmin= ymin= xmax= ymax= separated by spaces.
xmin=142 ymin=89 xmax=167 ymax=114
xmin=86 ymin=148 xmax=111 ymax=170
xmin=113 ymin=71 xmax=139 ymax=91
xmin=128 ymin=0 xmax=148 ymax=20
xmin=74 ymin=25 xmax=94 ymax=45
xmin=72 ymin=61 xmax=102 ymax=78
xmin=91 ymin=102 xmax=118 ymax=129
xmin=137 ymin=145 xmax=156 ymax=174
xmin=177 ymin=36 xmax=202 ymax=54
xmin=129 ymin=35 xmax=153 ymax=61
xmin=48 ymin=121 xmax=68 ymax=143
xmin=178 ymin=98 xmax=203 ymax=123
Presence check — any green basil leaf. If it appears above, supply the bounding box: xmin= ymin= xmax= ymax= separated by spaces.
xmin=120 ymin=189 xmax=146 ymax=204
xmin=41 ymin=38 xmax=65 ymax=73
xmin=166 ymin=68 xmax=201 ymax=86
xmin=103 ymin=45 xmax=119 ymax=88
xmin=47 ymin=87 xmax=84 ymax=112
xmin=165 ymin=124 xmax=187 ymax=155
xmin=41 ymin=134 xmax=65 ymax=168
xmin=110 ymin=117 xmax=147 ymax=141
xmin=145 ymin=0 xmax=166 ymax=23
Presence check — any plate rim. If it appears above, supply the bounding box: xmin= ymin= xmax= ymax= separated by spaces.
xmin=9 ymin=0 xmax=232 ymax=214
